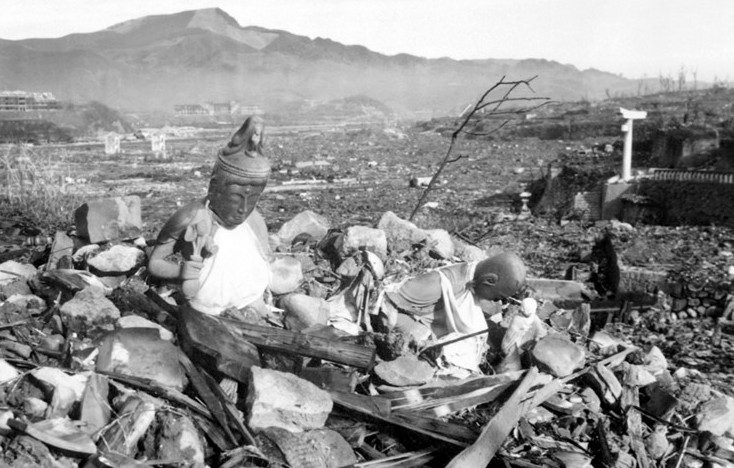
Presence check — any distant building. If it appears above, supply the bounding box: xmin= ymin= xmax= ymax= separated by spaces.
xmin=0 ymin=91 xmax=59 ymax=112
xmin=175 ymin=101 xmax=263 ymax=116
xmin=174 ymin=104 xmax=209 ymax=116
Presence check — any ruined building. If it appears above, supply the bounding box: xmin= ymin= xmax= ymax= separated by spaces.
xmin=0 ymin=91 xmax=59 ymax=112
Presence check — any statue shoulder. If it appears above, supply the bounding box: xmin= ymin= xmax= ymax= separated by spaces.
xmin=156 ymin=200 xmax=210 ymax=244
xmin=246 ymin=209 xmax=270 ymax=254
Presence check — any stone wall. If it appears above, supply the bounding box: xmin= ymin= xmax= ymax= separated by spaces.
xmin=638 ymin=174 xmax=734 ymax=228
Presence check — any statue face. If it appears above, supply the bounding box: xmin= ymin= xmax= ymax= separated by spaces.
xmin=209 ymin=182 xmax=265 ymax=228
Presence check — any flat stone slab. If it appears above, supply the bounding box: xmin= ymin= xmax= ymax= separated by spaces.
xmin=263 ymin=427 xmax=357 ymax=468
xmin=96 ymin=328 xmax=187 ymax=391
xmin=116 ymin=315 xmax=174 ymax=341
xmin=531 ymin=334 xmax=586 ymax=378
xmin=373 ymin=355 xmax=435 ymax=387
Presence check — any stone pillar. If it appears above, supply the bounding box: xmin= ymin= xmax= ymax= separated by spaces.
xmin=619 ymin=108 xmax=647 ymax=181
xmin=151 ymin=132 xmax=166 ymax=159
xmin=104 ymin=133 xmax=120 ymax=155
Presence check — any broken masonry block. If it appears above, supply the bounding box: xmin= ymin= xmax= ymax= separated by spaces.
xmin=275 ymin=210 xmax=330 ymax=246
xmin=79 ymin=373 xmax=111 ymax=436
xmin=46 ymin=231 xmax=75 ymax=270
xmin=261 ymin=427 xmax=357 ymax=468
xmin=696 ymin=396 xmax=734 ymax=438
xmin=74 ymin=196 xmax=143 ymax=244
xmin=336 ymin=225 xmax=388 ymax=259
xmin=87 ymin=245 xmax=146 ymax=276
xmin=0 ymin=260 xmax=37 ymax=286
xmin=269 ymin=255 xmax=304 ymax=295
xmin=96 ymin=328 xmax=187 ymax=391
xmin=373 ymin=355 xmax=435 ymax=387
xmin=245 ymin=366 xmax=333 ymax=433
xmin=531 ymin=335 xmax=586 ymax=378
xmin=425 ymin=229 xmax=455 ymax=259
xmin=59 ymin=287 xmax=120 ymax=336
xmin=155 ymin=412 xmax=206 ymax=467
xmin=116 ymin=315 xmax=173 ymax=341
xmin=377 ymin=211 xmax=428 ymax=248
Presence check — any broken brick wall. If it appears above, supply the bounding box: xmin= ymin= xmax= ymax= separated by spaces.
xmin=638 ymin=179 xmax=734 ymax=228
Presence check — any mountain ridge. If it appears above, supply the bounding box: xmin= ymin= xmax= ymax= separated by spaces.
xmin=0 ymin=8 xmax=648 ymax=115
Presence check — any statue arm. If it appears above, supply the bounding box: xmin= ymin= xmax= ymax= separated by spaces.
xmin=148 ymin=201 xmax=204 ymax=280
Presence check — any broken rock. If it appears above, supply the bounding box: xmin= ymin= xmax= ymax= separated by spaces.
xmin=275 ymin=210 xmax=330 ymax=246
xmin=79 ymin=373 xmax=110 ymax=436
xmin=263 ymin=427 xmax=357 ymax=468
xmin=74 ymin=196 xmax=143 ymax=243
xmin=87 ymin=245 xmax=146 ymax=275
xmin=336 ymin=225 xmax=388 ymax=258
xmin=96 ymin=328 xmax=187 ymax=391
xmin=0 ymin=260 xmax=37 ymax=286
xmin=116 ymin=315 xmax=173 ymax=341
xmin=30 ymin=367 xmax=89 ymax=402
xmin=23 ymin=397 xmax=48 ymax=418
xmin=697 ymin=396 xmax=734 ymax=438
xmin=0 ymin=359 xmax=20 ymax=384
xmin=246 ymin=366 xmax=333 ymax=432
xmin=155 ymin=413 xmax=205 ymax=468
xmin=531 ymin=335 xmax=586 ymax=377
xmin=373 ymin=355 xmax=435 ymax=387
xmin=425 ymin=228 xmax=455 ymax=259
xmin=269 ymin=255 xmax=304 ymax=295
xmin=376 ymin=211 xmax=427 ymax=247
xmin=59 ymin=287 xmax=120 ymax=335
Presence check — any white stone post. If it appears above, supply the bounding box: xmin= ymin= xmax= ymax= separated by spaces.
xmin=619 ymin=108 xmax=647 ymax=181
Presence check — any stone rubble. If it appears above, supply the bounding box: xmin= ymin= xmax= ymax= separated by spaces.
xmin=0 ymin=205 xmax=731 ymax=467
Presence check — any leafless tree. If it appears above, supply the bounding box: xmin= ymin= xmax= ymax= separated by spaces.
xmin=408 ymin=76 xmax=551 ymax=221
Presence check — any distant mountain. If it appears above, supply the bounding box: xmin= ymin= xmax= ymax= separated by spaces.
xmin=0 ymin=8 xmax=649 ymax=116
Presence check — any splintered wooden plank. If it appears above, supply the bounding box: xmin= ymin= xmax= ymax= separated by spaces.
xmin=330 ymin=391 xmax=469 ymax=447
xmin=219 ymin=314 xmax=376 ymax=369
xmin=446 ymin=367 xmax=541 ymax=468
xmin=622 ymin=366 xmax=651 ymax=468
xmin=393 ymin=382 xmax=514 ymax=417
xmin=179 ymin=306 xmax=261 ymax=382
xmin=384 ymin=371 xmax=523 ymax=410
xmin=181 ymin=307 xmax=375 ymax=371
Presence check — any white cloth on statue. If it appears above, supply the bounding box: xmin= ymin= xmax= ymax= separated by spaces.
xmin=189 ymin=220 xmax=271 ymax=315
xmin=435 ymin=262 xmax=488 ymax=372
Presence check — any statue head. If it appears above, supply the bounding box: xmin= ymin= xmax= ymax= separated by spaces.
xmin=207 ymin=142 xmax=270 ymax=229
xmin=221 ymin=115 xmax=264 ymax=157
xmin=472 ymin=252 xmax=527 ymax=301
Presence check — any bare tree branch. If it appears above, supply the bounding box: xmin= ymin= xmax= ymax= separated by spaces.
xmin=408 ymin=76 xmax=551 ymax=221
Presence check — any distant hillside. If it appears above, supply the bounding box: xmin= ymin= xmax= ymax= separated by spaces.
xmin=0 ymin=8 xmax=653 ymax=116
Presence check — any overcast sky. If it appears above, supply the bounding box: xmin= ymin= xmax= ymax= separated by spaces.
xmin=2 ymin=0 xmax=731 ymax=82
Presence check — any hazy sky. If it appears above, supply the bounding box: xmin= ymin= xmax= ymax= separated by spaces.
xmin=2 ymin=0 xmax=731 ymax=82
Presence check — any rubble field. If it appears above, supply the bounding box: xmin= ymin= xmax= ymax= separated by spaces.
xmin=0 ymin=123 xmax=733 ymax=468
